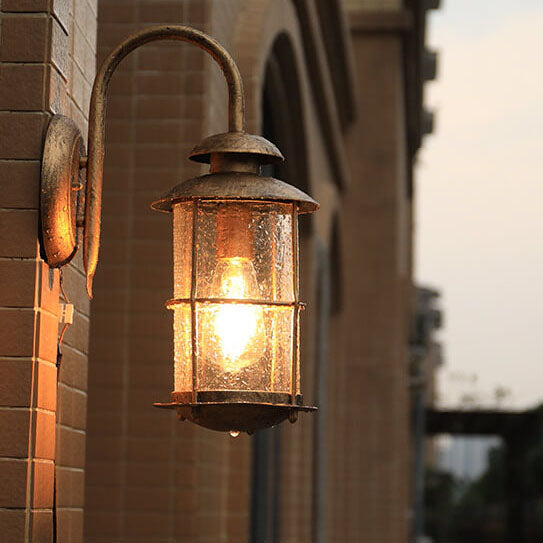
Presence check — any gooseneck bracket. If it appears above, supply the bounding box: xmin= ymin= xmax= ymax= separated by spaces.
xmin=40 ymin=25 xmax=246 ymax=297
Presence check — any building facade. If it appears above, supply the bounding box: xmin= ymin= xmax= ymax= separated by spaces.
xmin=0 ymin=0 xmax=436 ymax=541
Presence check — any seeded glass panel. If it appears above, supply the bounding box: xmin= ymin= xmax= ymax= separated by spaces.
xmin=195 ymin=201 xmax=294 ymax=302
xmin=172 ymin=202 xmax=193 ymax=391
xmin=173 ymin=202 xmax=193 ymax=298
xmin=173 ymin=305 xmax=192 ymax=391
xmin=197 ymin=304 xmax=293 ymax=392
xmin=171 ymin=199 xmax=298 ymax=395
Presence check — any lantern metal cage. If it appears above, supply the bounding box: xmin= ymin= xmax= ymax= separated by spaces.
xmin=39 ymin=25 xmax=319 ymax=435
xmin=152 ymin=133 xmax=318 ymax=433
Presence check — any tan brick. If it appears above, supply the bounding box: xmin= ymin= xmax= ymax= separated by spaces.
xmin=125 ymin=461 xmax=171 ymax=487
xmin=84 ymin=436 xmax=122 ymax=462
xmin=36 ymin=310 xmax=59 ymax=364
xmin=0 ymin=359 xmax=33 ymax=406
xmin=128 ymin=312 xmax=170 ymax=341
xmin=58 ymin=264 xmax=89 ymax=316
xmin=61 ymin=311 xmax=89 ymax=356
xmin=70 ymin=62 xmax=90 ymax=116
xmin=126 ymin=411 xmax=171 ymax=439
xmin=131 ymin=214 xmax=171 ymax=240
xmin=84 ymin=460 xmax=122 ymax=487
xmin=124 ymin=511 xmax=171 ymax=538
xmin=138 ymin=1 xmax=183 ymax=23
xmin=183 ymin=96 xmax=205 ymax=120
xmin=47 ymin=64 xmax=69 ymax=114
xmin=31 ymin=509 xmax=53 ymax=543
xmin=0 ymin=459 xmax=27 ymax=507
xmin=0 ymin=112 xmax=48 ymax=160
xmin=74 ymin=1 xmax=97 ymax=49
xmin=73 ymin=22 xmax=95 ymax=83
xmin=38 ymin=262 xmax=59 ymax=315
xmin=83 ymin=510 xmax=121 ymax=538
xmin=0 ymin=160 xmax=40 ymax=209
xmin=97 ymin=23 xmax=139 ymax=49
xmin=0 ymin=509 xmax=26 ymax=541
xmin=33 ymin=410 xmax=55 ymax=459
xmin=86 ymin=410 xmax=121 ymax=436
xmin=136 ymin=46 xmax=185 ymax=72
xmin=125 ymin=486 xmax=170 ymax=511
xmin=135 ymin=72 xmax=184 ymax=95
xmin=56 ymin=465 xmax=85 ymax=507
xmin=135 ymin=95 xmax=185 ymax=119
xmin=50 ymin=16 xmax=69 ymax=79
xmin=0 ymin=408 xmax=30 ymax=456
xmin=128 ymin=334 xmax=172 ymax=364
xmin=133 ymin=166 xmax=185 ymax=192
xmin=185 ymin=47 xmax=205 ymax=70
xmin=0 ymin=260 xmax=37 ymax=306
xmin=128 ymin=363 xmax=169 ymax=389
xmin=127 ymin=286 xmax=170 ymax=313
xmin=86 ymin=358 xmax=123 ymax=389
xmin=58 ymin=344 xmax=88 ymax=391
xmin=134 ymin=120 xmax=182 ymax=144
xmin=2 ymin=0 xmax=50 ymax=10
xmin=105 ymin=119 xmax=132 ymax=143
xmin=0 ymin=63 xmax=46 ymax=111
xmin=125 ymin=437 xmax=172 ymax=462
xmin=56 ymin=425 xmax=85 ymax=468
xmin=0 ymin=209 xmax=39 ymax=257
xmin=52 ymin=0 xmax=71 ymax=33
xmin=187 ymin=0 xmax=209 ymax=24
xmin=0 ymin=308 xmax=35 ymax=357
xmin=0 ymin=15 xmax=49 ymax=62
xmin=84 ymin=288 xmax=125 ymax=313
xmin=56 ymin=508 xmax=84 ymax=543
xmin=37 ymin=361 xmax=57 ymax=411
xmin=126 ymin=388 xmax=167 ymax=414
xmin=98 ymin=2 xmax=136 ymax=24
xmin=84 ymin=483 xmax=121 ymax=510
xmin=32 ymin=460 xmax=54 ymax=508
xmin=102 ymin=142 xmax=132 ymax=168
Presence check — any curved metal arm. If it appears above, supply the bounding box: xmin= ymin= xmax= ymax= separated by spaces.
xmin=84 ymin=25 xmax=245 ymax=297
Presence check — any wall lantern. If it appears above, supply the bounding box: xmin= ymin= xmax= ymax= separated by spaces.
xmin=40 ymin=26 xmax=318 ymax=435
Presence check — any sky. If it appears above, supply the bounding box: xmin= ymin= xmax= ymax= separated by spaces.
xmin=415 ymin=0 xmax=543 ymax=410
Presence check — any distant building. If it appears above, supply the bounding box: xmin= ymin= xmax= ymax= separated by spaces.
xmin=410 ymin=286 xmax=444 ymax=538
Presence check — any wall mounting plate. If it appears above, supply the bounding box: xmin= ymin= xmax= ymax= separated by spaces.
xmin=40 ymin=114 xmax=85 ymax=267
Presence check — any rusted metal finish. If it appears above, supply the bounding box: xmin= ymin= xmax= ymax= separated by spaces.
xmin=291 ymin=207 xmax=299 ymax=403
xmin=151 ymin=173 xmax=320 ymax=214
xmin=39 ymin=24 xmax=320 ymax=434
xmin=40 ymin=115 xmax=84 ymax=267
xmin=171 ymin=390 xmax=303 ymax=405
xmin=190 ymin=132 xmax=283 ymax=164
xmin=165 ymin=298 xmax=306 ymax=308
xmin=154 ymin=391 xmax=316 ymax=433
xmin=83 ymin=25 xmax=245 ymax=297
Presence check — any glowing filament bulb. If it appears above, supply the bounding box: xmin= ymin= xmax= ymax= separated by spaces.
xmin=211 ymin=257 xmax=264 ymax=371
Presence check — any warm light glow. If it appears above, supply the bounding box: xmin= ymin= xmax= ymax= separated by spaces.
xmin=210 ymin=257 xmax=264 ymax=371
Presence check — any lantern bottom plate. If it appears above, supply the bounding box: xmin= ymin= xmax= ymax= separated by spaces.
xmin=153 ymin=399 xmax=316 ymax=434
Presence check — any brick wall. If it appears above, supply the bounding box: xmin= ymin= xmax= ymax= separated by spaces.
xmin=325 ymin=30 xmax=412 ymax=542
xmin=0 ymin=0 xmax=96 ymax=541
xmin=84 ymin=2 xmax=251 ymax=542
xmin=0 ymin=0 xmax=416 ymax=541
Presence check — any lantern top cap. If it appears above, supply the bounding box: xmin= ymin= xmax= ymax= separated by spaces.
xmin=151 ymin=171 xmax=319 ymax=213
xmin=189 ymin=132 xmax=284 ymax=164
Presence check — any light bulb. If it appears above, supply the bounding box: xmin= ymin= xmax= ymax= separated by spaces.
xmin=209 ymin=256 xmax=265 ymax=372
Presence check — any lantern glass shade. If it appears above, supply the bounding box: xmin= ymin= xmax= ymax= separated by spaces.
xmin=170 ymin=200 xmax=300 ymax=397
